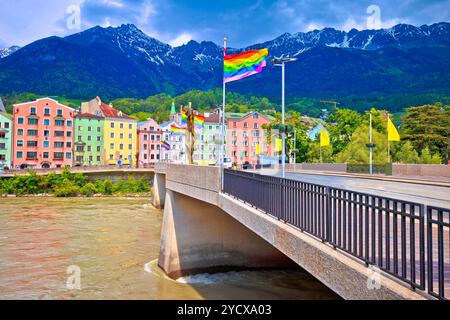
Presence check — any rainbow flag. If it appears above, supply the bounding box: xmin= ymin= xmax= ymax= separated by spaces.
xmin=181 ymin=109 xmax=187 ymax=127
xmin=224 ymin=48 xmax=269 ymax=83
xmin=194 ymin=114 xmax=205 ymax=131
xmin=161 ymin=140 xmax=171 ymax=151
xmin=170 ymin=124 xmax=185 ymax=136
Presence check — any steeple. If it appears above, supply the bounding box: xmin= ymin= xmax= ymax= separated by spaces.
xmin=170 ymin=100 xmax=176 ymax=116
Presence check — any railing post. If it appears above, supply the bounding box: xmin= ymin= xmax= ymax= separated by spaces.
xmin=326 ymin=186 xmax=331 ymax=243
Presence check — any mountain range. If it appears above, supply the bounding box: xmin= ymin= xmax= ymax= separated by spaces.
xmin=1 ymin=22 xmax=450 ymax=108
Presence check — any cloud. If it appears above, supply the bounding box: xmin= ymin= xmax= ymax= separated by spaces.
xmin=0 ymin=0 xmax=449 ymax=47
xmin=169 ymin=34 xmax=193 ymax=47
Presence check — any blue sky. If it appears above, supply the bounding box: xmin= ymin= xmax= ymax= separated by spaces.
xmin=0 ymin=0 xmax=449 ymax=48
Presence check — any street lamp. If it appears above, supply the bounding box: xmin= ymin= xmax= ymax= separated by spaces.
xmin=272 ymin=57 xmax=298 ymax=178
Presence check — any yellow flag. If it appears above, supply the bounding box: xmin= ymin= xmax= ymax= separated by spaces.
xmin=255 ymin=143 xmax=261 ymax=155
xmin=320 ymin=130 xmax=330 ymax=147
xmin=275 ymin=139 xmax=282 ymax=152
xmin=388 ymin=118 xmax=400 ymax=141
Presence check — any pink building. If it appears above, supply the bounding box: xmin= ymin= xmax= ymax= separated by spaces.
xmin=227 ymin=112 xmax=274 ymax=166
xmin=12 ymin=98 xmax=75 ymax=169
xmin=137 ymin=118 xmax=162 ymax=168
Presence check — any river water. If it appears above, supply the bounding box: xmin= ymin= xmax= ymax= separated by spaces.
xmin=0 ymin=197 xmax=338 ymax=300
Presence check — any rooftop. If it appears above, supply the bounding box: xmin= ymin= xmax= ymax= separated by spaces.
xmin=99 ymin=102 xmax=134 ymax=120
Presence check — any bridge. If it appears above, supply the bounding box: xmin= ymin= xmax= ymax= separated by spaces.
xmin=153 ymin=163 xmax=449 ymax=300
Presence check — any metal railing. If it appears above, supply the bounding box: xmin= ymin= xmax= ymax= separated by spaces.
xmin=223 ymin=169 xmax=449 ymax=299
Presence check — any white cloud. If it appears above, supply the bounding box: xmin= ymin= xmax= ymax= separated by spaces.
xmin=305 ymin=22 xmax=325 ymax=32
xmin=169 ymin=33 xmax=192 ymax=47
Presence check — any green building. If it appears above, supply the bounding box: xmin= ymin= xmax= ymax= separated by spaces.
xmin=74 ymin=113 xmax=104 ymax=166
xmin=0 ymin=112 xmax=13 ymax=169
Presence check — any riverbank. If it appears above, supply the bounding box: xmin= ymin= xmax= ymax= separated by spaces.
xmin=0 ymin=193 xmax=152 ymax=198
xmin=0 ymin=169 xmax=152 ymax=197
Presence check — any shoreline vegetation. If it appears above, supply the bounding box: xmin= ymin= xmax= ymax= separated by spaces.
xmin=0 ymin=169 xmax=152 ymax=197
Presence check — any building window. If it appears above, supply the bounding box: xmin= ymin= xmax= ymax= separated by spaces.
xmin=76 ymin=146 xmax=84 ymax=152
xmin=57 ymin=109 xmax=63 ymax=116
xmin=110 ymin=123 xmax=115 ymax=128
xmin=44 ymin=130 xmax=50 ymax=137
xmin=28 ymin=118 xmax=38 ymax=125
xmin=110 ymin=143 xmax=114 ymax=149
xmin=120 ymin=133 xmax=124 ymax=139
xmin=97 ymin=127 xmax=101 ymax=132
xmin=44 ymin=119 xmax=50 ymax=126
xmin=44 ymin=108 xmax=50 ymax=115
xmin=129 ymin=124 xmax=132 ymax=129
xmin=17 ymin=151 xmax=23 ymax=159
xmin=27 ymin=152 xmax=38 ymax=160
xmin=244 ymin=122 xmax=248 ymax=128
xmin=54 ymin=141 xmax=64 ymax=148
xmin=18 ymin=117 xmax=24 ymax=124
xmin=27 ymin=141 xmax=38 ymax=147
xmin=27 ymin=130 xmax=38 ymax=136
xmin=144 ymin=144 xmax=147 ymax=150
xmin=144 ymin=154 xmax=147 ymax=160
xmin=67 ymin=120 xmax=72 ymax=127
xmin=54 ymin=131 xmax=64 ymax=137
xmin=43 ymin=152 xmax=49 ymax=159
xmin=97 ymin=146 xmax=101 ymax=152
xmin=97 ymin=156 xmax=101 ymax=161
xmin=66 ymin=131 xmax=72 ymax=137
xmin=66 ymin=152 xmax=72 ymax=159
xmin=66 ymin=142 xmax=72 ymax=148
xmin=89 ymin=156 xmax=93 ymax=162
xmin=43 ymin=141 xmax=49 ymax=148
xmin=151 ymin=154 xmax=155 ymax=160
xmin=76 ymin=156 xmax=83 ymax=162
xmin=54 ymin=152 xmax=64 ymax=160
xmin=87 ymin=136 xmax=91 ymax=141
xmin=110 ymin=133 xmax=114 ymax=139
xmin=128 ymin=144 xmax=132 ymax=150
xmin=254 ymin=123 xmax=258 ymax=129
xmin=17 ymin=140 xmax=23 ymax=147
xmin=109 ymin=155 xmax=114 ymax=160
xmin=17 ymin=129 xmax=23 ymax=135
xmin=30 ymin=107 xmax=36 ymax=114
xmin=129 ymin=133 xmax=133 ymax=139
xmin=97 ymin=136 xmax=101 ymax=142
xmin=88 ymin=126 xmax=92 ymax=132
xmin=253 ymin=113 xmax=259 ymax=119
xmin=144 ymin=134 xmax=148 ymax=140
xmin=78 ymin=136 xmax=82 ymax=142
xmin=55 ymin=119 xmax=65 ymax=126
xmin=120 ymin=123 xmax=124 ymax=129
xmin=78 ymin=126 xmax=82 ymax=131
xmin=120 ymin=144 xmax=124 ymax=150
xmin=87 ymin=146 xmax=91 ymax=152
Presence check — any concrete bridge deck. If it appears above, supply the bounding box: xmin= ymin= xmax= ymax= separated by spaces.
xmin=153 ymin=163 xmax=450 ymax=300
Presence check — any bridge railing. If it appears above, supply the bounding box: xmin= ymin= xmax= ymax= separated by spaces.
xmin=223 ymin=169 xmax=449 ymax=300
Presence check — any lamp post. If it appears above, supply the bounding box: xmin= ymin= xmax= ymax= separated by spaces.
xmin=272 ymin=57 xmax=297 ymax=178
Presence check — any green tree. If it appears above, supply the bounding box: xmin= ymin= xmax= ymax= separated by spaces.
xmin=393 ymin=141 xmax=420 ymax=164
xmin=336 ymin=125 xmax=388 ymax=164
xmin=402 ymin=104 xmax=449 ymax=163
xmin=327 ymin=109 xmax=363 ymax=155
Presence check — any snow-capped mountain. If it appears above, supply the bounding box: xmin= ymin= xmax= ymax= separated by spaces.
xmin=0 ymin=46 xmax=20 ymax=58
xmin=0 ymin=22 xmax=449 ymax=100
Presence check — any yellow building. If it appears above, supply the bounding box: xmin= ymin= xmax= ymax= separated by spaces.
xmin=81 ymin=97 xmax=137 ymax=166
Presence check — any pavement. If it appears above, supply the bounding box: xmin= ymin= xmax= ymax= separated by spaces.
xmin=260 ymin=169 xmax=450 ymax=209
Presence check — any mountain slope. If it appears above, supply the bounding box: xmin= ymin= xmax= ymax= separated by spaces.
xmin=0 ymin=46 xmax=20 ymax=58
xmin=0 ymin=23 xmax=449 ymax=104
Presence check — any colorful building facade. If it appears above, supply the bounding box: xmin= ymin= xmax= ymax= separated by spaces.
xmin=160 ymin=119 xmax=185 ymax=163
xmin=74 ymin=113 xmax=104 ymax=166
xmin=227 ymin=111 xmax=274 ymax=166
xmin=0 ymin=112 xmax=13 ymax=169
xmin=194 ymin=112 xmax=227 ymax=165
xmin=81 ymin=97 xmax=137 ymax=166
xmin=12 ymin=98 xmax=75 ymax=169
xmin=137 ymin=118 xmax=162 ymax=167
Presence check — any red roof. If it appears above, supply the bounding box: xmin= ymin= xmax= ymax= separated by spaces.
xmin=75 ymin=113 xmax=104 ymax=119
xmin=204 ymin=113 xmax=227 ymax=124
xmin=99 ymin=102 xmax=133 ymax=120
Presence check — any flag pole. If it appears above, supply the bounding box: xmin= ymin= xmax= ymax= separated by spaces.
xmin=387 ymin=113 xmax=391 ymax=163
xmin=221 ymin=37 xmax=227 ymax=190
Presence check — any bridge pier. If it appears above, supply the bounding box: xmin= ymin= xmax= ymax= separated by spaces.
xmin=152 ymin=172 xmax=166 ymax=209
xmin=158 ymin=189 xmax=296 ymax=279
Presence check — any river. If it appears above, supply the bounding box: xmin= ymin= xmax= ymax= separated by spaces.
xmin=0 ymin=197 xmax=339 ymax=300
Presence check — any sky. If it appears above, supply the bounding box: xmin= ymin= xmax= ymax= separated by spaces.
xmin=0 ymin=0 xmax=449 ymax=48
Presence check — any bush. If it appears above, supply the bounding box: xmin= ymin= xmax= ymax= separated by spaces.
xmin=53 ymin=180 xmax=81 ymax=197
xmin=80 ymin=183 xmax=97 ymax=196
xmin=102 ymin=180 xmax=113 ymax=195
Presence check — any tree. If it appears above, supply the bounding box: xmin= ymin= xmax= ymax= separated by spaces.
xmin=327 ymin=109 xmax=363 ymax=156
xmin=336 ymin=125 xmax=388 ymax=164
xmin=393 ymin=141 xmax=420 ymax=164
xmin=402 ymin=104 xmax=449 ymax=163
xmin=263 ymin=111 xmax=310 ymax=163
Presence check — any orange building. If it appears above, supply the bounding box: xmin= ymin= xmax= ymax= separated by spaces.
xmin=12 ymin=98 xmax=75 ymax=169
